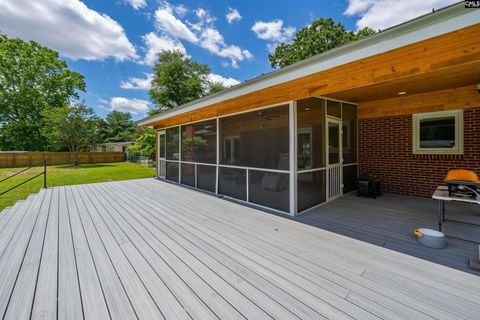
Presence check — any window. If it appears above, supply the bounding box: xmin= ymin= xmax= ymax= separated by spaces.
xmin=218 ymin=167 xmax=247 ymax=200
xmin=197 ymin=165 xmax=216 ymax=193
xmin=223 ymin=136 xmax=240 ymax=164
xmin=342 ymin=103 xmax=357 ymax=164
xmin=249 ymin=170 xmax=289 ymax=212
xmin=181 ymin=120 xmax=216 ymax=164
xmin=297 ymin=170 xmax=326 ymax=212
xmin=181 ymin=163 xmax=195 ymax=187
xmin=166 ymin=162 xmax=179 ymax=182
xmin=159 ymin=133 xmax=165 ymax=158
xmin=166 ymin=127 xmax=180 ymax=160
xmin=413 ymin=110 xmax=463 ymax=154
xmin=219 ymin=104 xmax=289 ymax=170
xmin=297 ymin=98 xmax=326 ymax=170
xmin=327 ymin=100 xmax=341 ymax=118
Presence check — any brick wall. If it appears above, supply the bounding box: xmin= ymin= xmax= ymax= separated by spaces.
xmin=358 ymin=108 xmax=480 ymax=197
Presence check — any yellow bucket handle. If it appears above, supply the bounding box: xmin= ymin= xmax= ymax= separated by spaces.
xmin=414 ymin=229 xmax=423 ymax=238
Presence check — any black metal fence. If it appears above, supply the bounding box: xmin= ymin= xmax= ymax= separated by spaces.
xmin=0 ymin=160 xmax=47 ymax=196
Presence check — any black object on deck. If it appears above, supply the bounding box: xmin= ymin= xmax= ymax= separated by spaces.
xmin=357 ymin=175 xmax=381 ymax=199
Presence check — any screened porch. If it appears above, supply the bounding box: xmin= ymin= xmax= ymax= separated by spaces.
xmin=155 ymin=97 xmax=358 ymax=215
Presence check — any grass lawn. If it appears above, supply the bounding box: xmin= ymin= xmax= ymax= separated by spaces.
xmin=0 ymin=162 xmax=155 ymax=211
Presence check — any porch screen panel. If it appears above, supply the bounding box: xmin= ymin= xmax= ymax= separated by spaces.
xmin=249 ymin=170 xmax=289 ymax=212
xmin=159 ymin=134 xmax=166 ymax=158
xmin=219 ymin=105 xmax=289 ymax=170
xmin=197 ymin=165 xmax=216 ymax=192
xmin=166 ymin=162 xmax=179 ymax=182
xmin=327 ymin=100 xmax=341 ymax=118
xmin=218 ymin=167 xmax=247 ymax=201
xmin=297 ymin=170 xmax=326 ymax=212
xmin=166 ymin=127 xmax=180 ymax=160
xmin=181 ymin=119 xmax=216 ymax=163
xmin=297 ymin=98 xmax=326 ymax=170
xmin=328 ymin=122 xmax=340 ymax=164
xmin=181 ymin=163 xmax=195 ymax=187
xmin=342 ymin=103 xmax=357 ymax=164
xmin=159 ymin=160 xmax=166 ymax=177
xmin=343 ymin=165 xmax=357 ymax=193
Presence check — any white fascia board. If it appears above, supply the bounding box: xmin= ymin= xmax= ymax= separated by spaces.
xmin=139 ymin=4 xmax=480 ymax=126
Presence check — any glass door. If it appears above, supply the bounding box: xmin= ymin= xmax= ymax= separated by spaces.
xmin=158 ymin=131 xmax=166 ymax=178
xmin=327 ymin=119 xmax=342 ymax=200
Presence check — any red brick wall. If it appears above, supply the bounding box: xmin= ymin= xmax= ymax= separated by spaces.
xmin=358 ymin=108 xmax=480 ymax=197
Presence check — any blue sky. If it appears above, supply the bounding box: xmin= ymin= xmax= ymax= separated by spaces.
xmin=0 ymin=0 xmax=457 ymax=120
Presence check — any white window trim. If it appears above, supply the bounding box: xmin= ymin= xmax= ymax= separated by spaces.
xmin=412 ymin=109 xmax=463 ymax=155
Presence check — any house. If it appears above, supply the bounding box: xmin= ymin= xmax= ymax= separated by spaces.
xmin=97 ymin=141 xmax=136 ymax=153
xmin=139 ymin=3 xmax=480 ymax=216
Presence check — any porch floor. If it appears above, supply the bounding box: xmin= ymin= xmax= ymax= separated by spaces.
xmin=0 ymin=178 xmax=479 ymax=319
xmin=296 ymin=193 xmax=480 ymax=276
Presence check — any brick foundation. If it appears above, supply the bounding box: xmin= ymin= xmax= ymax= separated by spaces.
xmin=358 ymin=108 xmax=480 ymax=197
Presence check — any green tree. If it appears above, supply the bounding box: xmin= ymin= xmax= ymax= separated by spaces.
xmin=182 ymin=136 xmax=207 ymax=160
xmin=42 ymin=103 xmax=100 ymax=153
xmin=148 ymin=50 xmax=224 ymax=115
xmin=128 ymin=128 xmax=156 ymax=159
xmin=268 ymin=18 xmax=375 ymax=68
xmin=102 ymin=110 xmax=136 ymax=142
xmin=0 ymin=34 xmax=85 ymax=150
xmin=208 ymin=82 xmax=226 ymax=95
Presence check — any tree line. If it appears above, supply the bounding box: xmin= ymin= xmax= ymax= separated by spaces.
xmin=0 ymin=17 xmax=373 ymax=157
xmin=0 ymin=34 xmax=141 ymax=153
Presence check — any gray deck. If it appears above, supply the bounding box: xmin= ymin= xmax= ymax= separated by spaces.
xmin=0 ymin=178 xmax=479 ymax=319
xmin=296 ymin=193 xmax=480 ymax=276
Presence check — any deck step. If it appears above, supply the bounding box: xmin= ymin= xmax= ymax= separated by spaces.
xmin=0 ymin=207 xmax=11 ymax=216
xmin=0 ymin=192 xmax=42 ymax=232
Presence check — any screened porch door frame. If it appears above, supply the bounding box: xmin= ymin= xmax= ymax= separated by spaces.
xmin=326 ymin=117 xmax=343 ymax=201
xmin=157 ymin=130 xmax=166 ymax=179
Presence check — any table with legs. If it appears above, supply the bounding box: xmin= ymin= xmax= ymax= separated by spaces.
xmin=432 ymin=185 xmax=480 ymax=271
xmin=432 ymin=186 xmax=480 ymax=231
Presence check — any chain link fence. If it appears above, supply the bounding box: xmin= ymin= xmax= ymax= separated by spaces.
xmin=127 ymin=154 xmax=155 ymax=168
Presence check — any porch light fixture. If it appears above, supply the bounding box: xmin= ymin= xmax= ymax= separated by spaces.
xmin=398 ymin=91 xmax=407 ymax=95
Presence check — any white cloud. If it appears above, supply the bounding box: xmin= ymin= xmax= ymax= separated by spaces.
xmin=344 ymin=0 xmax=457 ymax=30
xmin=194 ymin=8 xmax=215 ymax=24
xmin=141 ymin=32 xmax=186 ymax=65
xmin=124 ymin=0 xmax=147 ymax=10
xmin=109 ymin=97 xmax=150 ymax=114
xmin=195 ymin=8 xmax=207 ymax=18
xmin=226 ymin=8 xmax=242 ymax=24
xmin=155 ymin=6 xmax=198 ymax=42
xmin=142 ymin=2 xmax=252 ymax=68
xmin=0 ymin=0 xmax=138 ymax=61
xmin=120 ymin=73 xmax=153 ymax=90
xmin=252 ymin=19 xmax=296 ymax=42
xmin=207 ymin=73 xmax=240 ymax=87
xmin=199 ymin=28 xmax=253 ymax=68
xmin=174 ymin=4 xmax=188 ymax=16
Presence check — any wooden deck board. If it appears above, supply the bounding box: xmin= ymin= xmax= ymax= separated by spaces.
xmin=95 ymin=182 xmax=324 ymax=320
xmin=31 ymin=187 xmax=59 ymax=320
xmin=0 ymin=178 xmax=479 ymax=319
xmin=116 ymin=179 xmax=461 ymax=320
xmin=72 ymin=185 xmax=137 ymax=320
xmin=57 ymin=187 xmax=83 ymax=320
xmin=1 ymin=192 xmax=52 ymax=319
xmin=111 ymin=181 xmax=374 ymax=320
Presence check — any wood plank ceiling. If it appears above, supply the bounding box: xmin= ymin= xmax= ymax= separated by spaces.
xmin=149 ymin=24 xmax=480 ymax=128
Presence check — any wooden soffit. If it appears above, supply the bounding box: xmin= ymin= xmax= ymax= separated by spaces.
xmin=150 ymin=23 xmax=480 ymax=128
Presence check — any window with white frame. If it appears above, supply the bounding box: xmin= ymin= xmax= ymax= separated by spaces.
xmin=412 ymin=109 xmax=463 ymax=154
